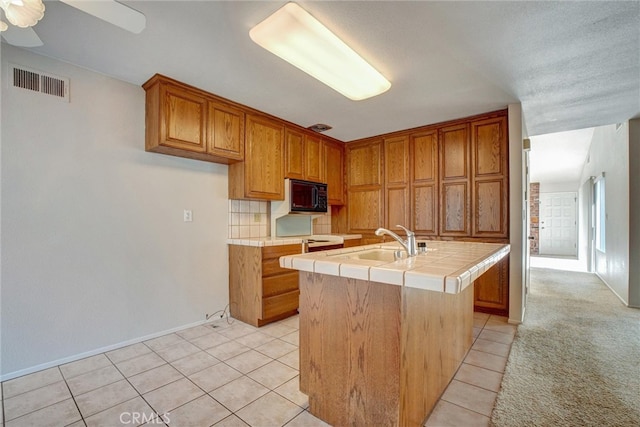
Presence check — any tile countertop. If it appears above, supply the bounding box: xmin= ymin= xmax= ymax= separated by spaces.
xmin=279 ymin=240 xmax=510 ymax=294
xmin=226 ymin=234 xmax=362 ymax=247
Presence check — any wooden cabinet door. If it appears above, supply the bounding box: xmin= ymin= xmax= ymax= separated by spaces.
xmin=244 ymin=114 xmax=285 ymax=200
xmin=160 ymin=83 xmax=207 ymax=153
xmin=347 ymin=139 xmax=384 ymax=233
xmin=471 ymin=115 xmax=508 ymax=238
xmin=384 ymin=136 xmax=409 ymax=232
xmin=305 ymin=134 xmax=324 ymax=183
xmin=411 ymin=131 xmax=438 ymax=236
xmin=474 ymin=254 xmax=509 ymax=316
xmin=439 ymin=124 xmax=470 ymax=236
xmin=207 ymin=100 xmax=244 ymax=161
xmin=324 ymin=140 xmax=344 ymax=205
xmin=285 ymin=128 xmax=305 ymax=180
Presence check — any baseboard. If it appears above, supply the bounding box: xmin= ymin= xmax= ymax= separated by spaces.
xmin=0 ymin=318 xmax=210 ymax=382
xmin=595 ymin=272 xmax=629 ymax=306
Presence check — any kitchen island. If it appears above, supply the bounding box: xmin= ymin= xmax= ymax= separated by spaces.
xmin=279 ymin=240 xmax=510 ymax=426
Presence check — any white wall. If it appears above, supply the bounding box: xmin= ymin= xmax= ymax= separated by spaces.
xmin=628 ymin=118 xmax=640 ymax=308
xmin=1 ymin=46 xmax=230 ymax=378
xmin=579 ymin=123 xmax=630 ymax=304
xmin=508 ymin=103 xmax=525 ymax=323
xmin=539 ymin=182 xmax=579 ymax=193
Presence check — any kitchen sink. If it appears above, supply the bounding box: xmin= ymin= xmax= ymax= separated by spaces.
xmin=335 ymin=248 xmax=401 ymax=262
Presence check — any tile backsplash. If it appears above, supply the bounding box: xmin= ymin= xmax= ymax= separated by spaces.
xmin=228 ymin=200 xmax=332 ymax=239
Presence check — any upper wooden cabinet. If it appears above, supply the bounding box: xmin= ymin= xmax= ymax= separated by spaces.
xmin=284 ymin=128 xmax=324 ymax=183
xmin=471 ymin=115 xmax=508 ymax=238
xmin=346 ymin=139 xmax=384 ymax=234
xmin=411 ymin=131 xmax=439 ymax=236
xmin=143 ymin=74 xmax=244 ymax=164
xmin=439 ymin=123 xmax=471 ymax=237
xmin=348 ymin=139 xmax=383 ymax=187
xmin=323 ymin=140 xmax=345 ymax=205
xmin=229 ymin=114 xmax=284 ymax=200
xmin=384 ymin=136 xmax=410 ymax=232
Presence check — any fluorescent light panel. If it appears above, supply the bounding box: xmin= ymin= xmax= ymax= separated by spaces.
xmin=250 ymin=2 xmax=391 ymax=101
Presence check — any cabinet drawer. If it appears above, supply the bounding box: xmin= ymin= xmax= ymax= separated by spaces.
xmin=262 ymin=244 xmax=301 ymax=259
xmin=263 ymin=290 xmax=300 ymax=320
xmin=263 ymin=272 xmax=299 ymax=298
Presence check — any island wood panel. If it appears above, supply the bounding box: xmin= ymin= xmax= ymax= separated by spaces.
xmin=441 ymin=182 xmax=469 ymax=235
xmin=299 ymin=273 xmax=402 ymax=426
xmin=399 ymin=284 xmax=474 ymax=426
xmin=229 ymin=245 xmax=262 ymax=326
xmin=207 ymin=100 xmax=244 ymax=161
xmin=162 ymin=84 xmax=207 ymax=152
xmin=412 ymin=184 xmax=437 ymax=235
xmin=285 ymin=128 xmax=305 ymax=180
xmin=473 ymin=179 xmax=507 ymax=236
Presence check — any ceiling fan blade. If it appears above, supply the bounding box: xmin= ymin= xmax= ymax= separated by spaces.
xmin=1 ymin=25 xmax=43 ymax=47
xmin=59 ymin=0 xmax=146 ymax=34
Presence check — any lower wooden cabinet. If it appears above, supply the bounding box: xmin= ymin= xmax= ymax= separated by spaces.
xmin=473 ymin=254 xmax=509 ymax=316
xmin=229 ymin=244 xmax=301 ymax=327
xmin=342 ymin=238 xmax=362 ymax=248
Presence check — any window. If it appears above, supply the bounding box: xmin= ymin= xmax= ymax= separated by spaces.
xmin=594 ymin=175 xmax=606 ymax=252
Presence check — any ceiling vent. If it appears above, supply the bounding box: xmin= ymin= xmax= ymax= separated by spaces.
xmin=10 ymin=63 xmax=69 ymax=102
xmin=307 ymin=123 xmax=332 ymax=133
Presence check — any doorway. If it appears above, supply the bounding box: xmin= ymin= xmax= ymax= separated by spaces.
xmin=539 ymin=192 xmax=578 ymax=257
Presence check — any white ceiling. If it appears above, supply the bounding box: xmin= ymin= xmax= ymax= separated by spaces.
xmin=529 ymin=127 xmax=594 ymax=184
xmin=5 ymin=1 xmax=640 ymax=142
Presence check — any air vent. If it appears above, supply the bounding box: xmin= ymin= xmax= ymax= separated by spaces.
xmin=307 ymin=123 xmax=332 ymax=133
xmin=10 ymin=63 xmax=69 ymax=102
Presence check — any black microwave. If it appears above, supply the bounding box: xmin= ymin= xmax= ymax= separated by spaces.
xmin=290 ymin=179 xmax=328 ymax=213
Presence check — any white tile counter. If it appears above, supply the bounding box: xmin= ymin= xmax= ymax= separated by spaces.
xmin=226 ymin=234 xmax=362 ymax=247
xmin=279 ymin=240 xmax=510 ymax=294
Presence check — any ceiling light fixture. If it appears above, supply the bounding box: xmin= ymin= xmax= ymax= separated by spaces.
xmin=0 ymin=0 xmax=45 ymax=32
xmin=250 ymin=2 xmax=391 ymax=101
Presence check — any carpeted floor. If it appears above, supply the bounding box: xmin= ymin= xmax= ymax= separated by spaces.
xmin=491 ymin=268 xmax=640 ymax=427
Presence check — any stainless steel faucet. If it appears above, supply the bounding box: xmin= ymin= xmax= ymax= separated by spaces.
xmin=375 ymin=225 xmax=418 ymax=257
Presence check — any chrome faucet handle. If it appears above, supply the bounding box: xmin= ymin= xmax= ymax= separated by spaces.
xmin=396 ymin=225 xmax=414 ymax=237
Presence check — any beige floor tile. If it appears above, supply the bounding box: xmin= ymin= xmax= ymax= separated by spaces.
xmin=235 ymin=332 xmax=276 ymax=349
xmin=440 ymin=380 xmax=497 ymax=417
xmin=471 ymin=338 xmax=511 ymax=358
xmin=128 ymin=364 xmax=183 ymax=394
xmin=171 ymin=351 xmax=220 ymax=376
xmin=67 ymin=365 xmax=124 ymax=396
xmin=84 ymin=396 xmax=156 ymax=427
xmin=255 ymin=339 xmax=297 ymax=359
xmin=176 ymin=325 xmax=217 ymax=341
xmin=189 ymin=363 xmax=243 ymax=392
xmin=75 ymin=379 xmax=139 ymax=418
xmin=166 ymin=394 xmax=231 ymax=426
xmin=143 ymin=377 xmax=204 ymax=414
xmin=116 ymin=352 xmax=166 ymax=377
xmin=206 ymin=341 xmax=250 ymax=361
xmin=225 ymin=350 xmax=272 ymax=374
xmin=473 ymin=312 xmax=490 ymax=328
xmin=274 ymin=376 xmax=308 ymax=409
xmin=144 ymin=334 xmax=187 ymax=351
xmin=483 ymin=319 xmax=517 ymax=336
xmin=5 ymin=398 xmax=81 ymax=427
xmin=106 ymin=343 xmax=152 ymax=365
xmin=248 ymin=360 xmax=298 ymax=390
xmin=285 ymin=410 xmax=330 ymax=427
xmin=278 ymin=349 xmax=299 ymax=370
xmin=2 ymin=367 xmax=63 ymax=399
xmin=3 ymin=380 xmax=71 ymax=421
xmin=213 ymin=414 xmax=250 ymax=426
xmin=278 ymin=315 xmax=299 ymax=330
xmin=60 ymin=354 xmax=113 ymax=379
xmin=236 ymin=392 xmax=303 ymax=427
xmin=217 ymin=324 xmax=259 ymax=340
xmin=280 ymin=331 xmax=299 ymax=346
xmin=454 ymin=363 xmax=503 ymax=392
xmin=155 ymin=341 xmax=202 ymax=363
xmin=208 ymin=318 xmax=235 ymax=331
xmin=189 ymin=332 xmax=232 ymax=350
xmin=425 ymin=400 xmax=490 ymax=427
xmin=473 ymin=326 xmax=482 ymax=339
xmin=66 ymin=421 xmax=85 ymax=427
xmin=463 ymin=349 xmax=508 ymax=373
xmin=478 ymin=329 xmax=514 ymax=345
xmin=259 ymin=323 xmax=297 ymax=338
xmin=209 ymin=376 xmax=269 ymax=412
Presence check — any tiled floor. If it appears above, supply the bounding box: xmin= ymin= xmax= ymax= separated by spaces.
xmin=1 ymin=312 xmax=514 ymax=427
